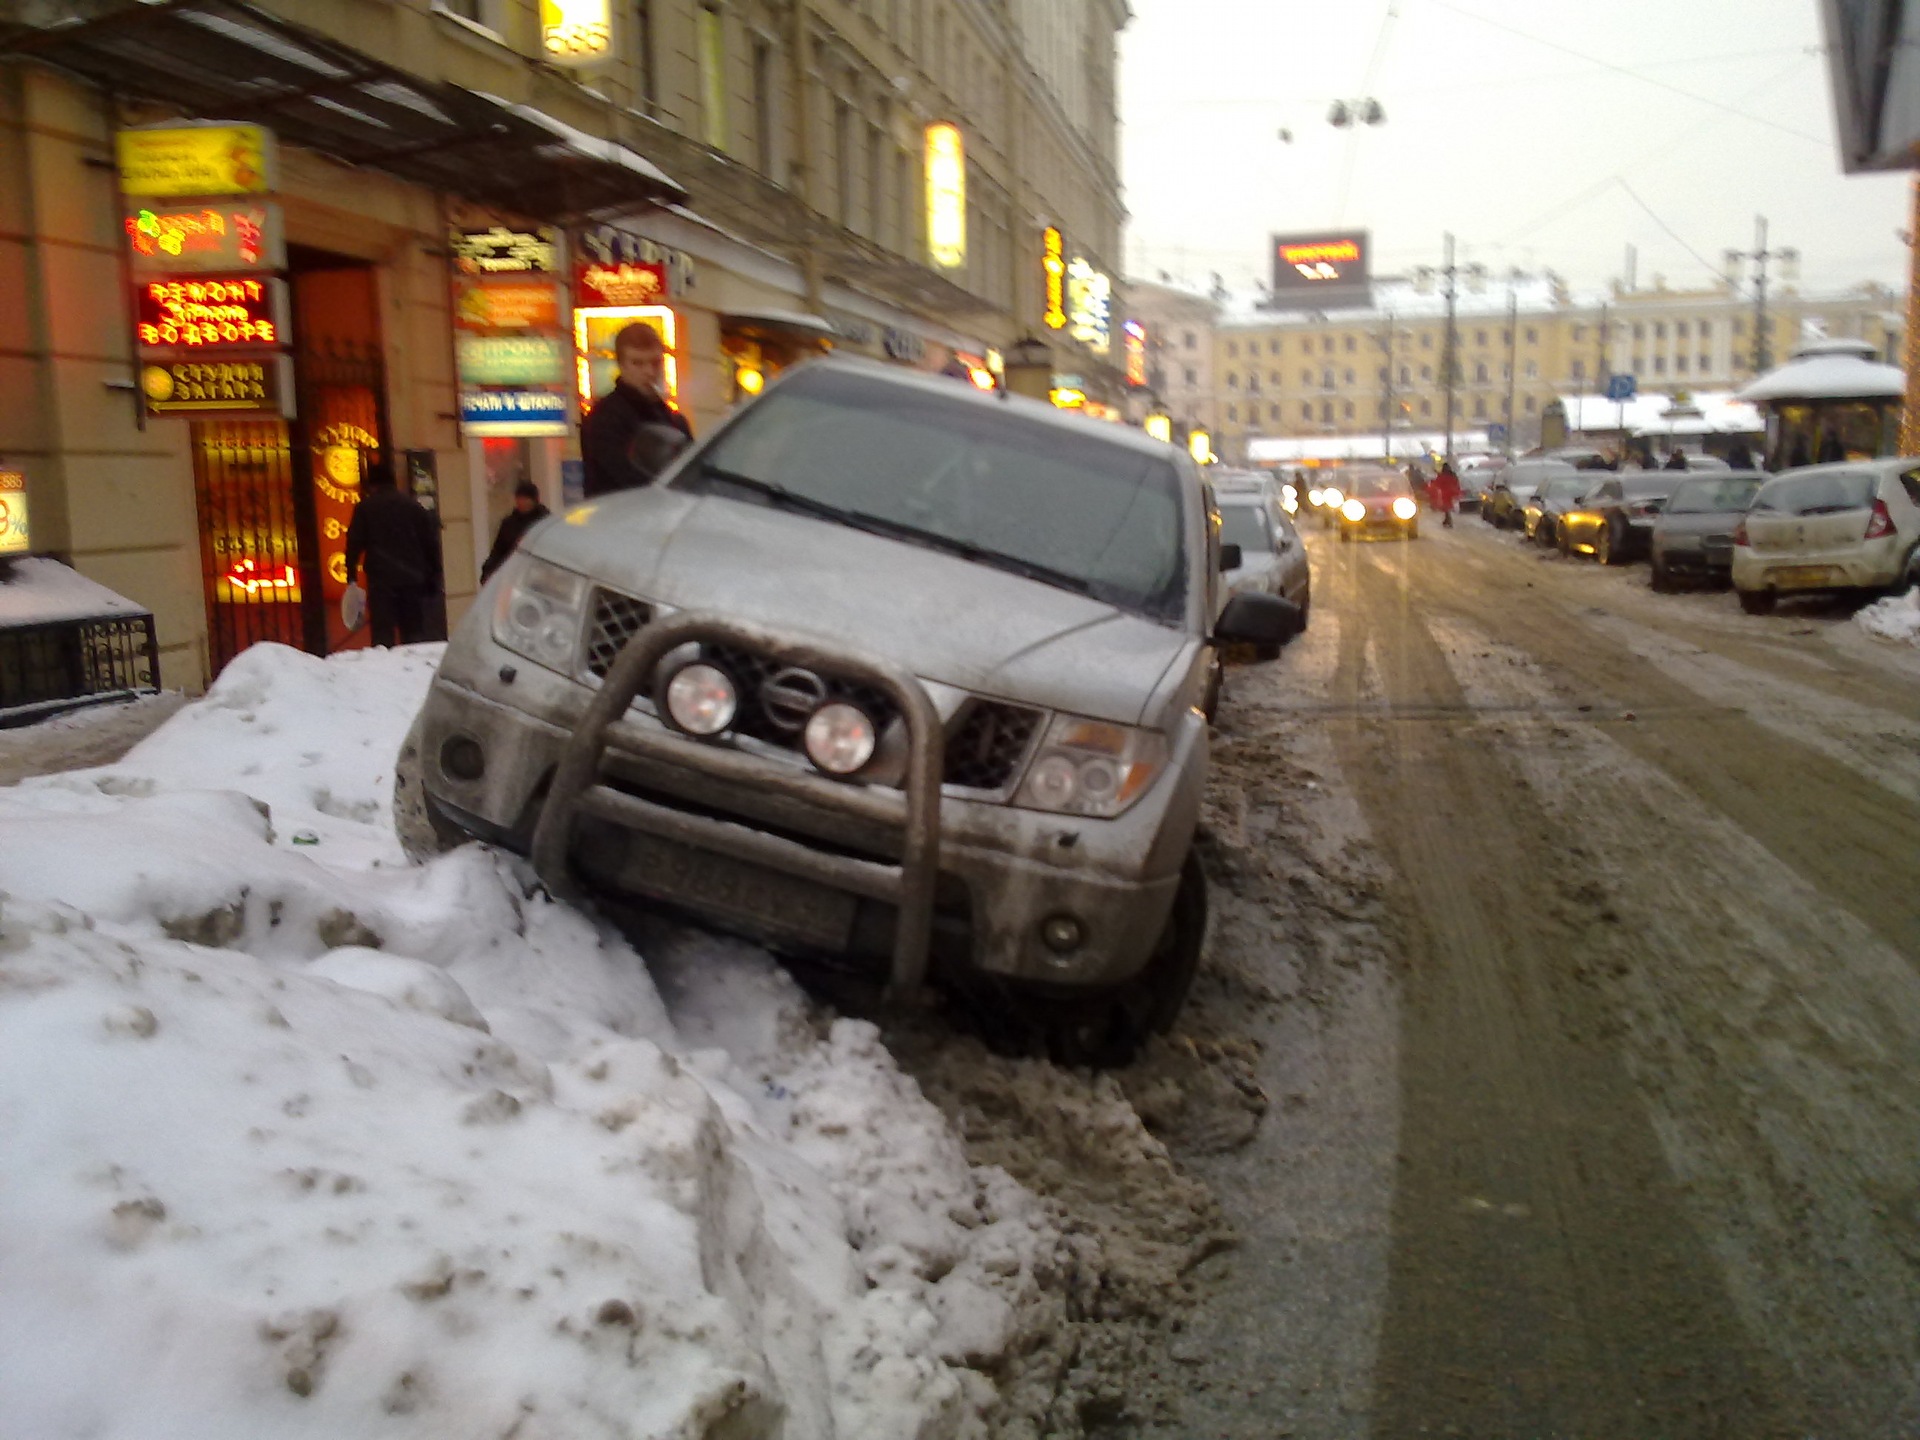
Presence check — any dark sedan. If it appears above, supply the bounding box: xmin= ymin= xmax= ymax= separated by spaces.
xmin=1484 ymin=458 xmax=1579 ymax=530
xmin=1560 ymin=474 xmax=1680 ymax=566
xmin=1649 ymin=473 xmax=1766 ymax=591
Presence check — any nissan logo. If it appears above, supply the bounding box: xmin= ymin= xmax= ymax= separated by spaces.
xmin=760 ymin=666 xmax=828 ymax=732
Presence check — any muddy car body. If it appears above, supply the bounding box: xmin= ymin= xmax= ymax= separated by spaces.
xmin=397 ymin=359 xmax=1295 ymax=1059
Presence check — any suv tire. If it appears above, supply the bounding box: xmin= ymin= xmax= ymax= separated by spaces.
xmin=1737 ymin=588 xmax=1776 ymax=615
xmin=394 ymin=714 xmax=465 ymax=862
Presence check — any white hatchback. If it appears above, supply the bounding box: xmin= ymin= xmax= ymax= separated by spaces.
xmin=1731 ymin=459 xmax=1920 ymax=614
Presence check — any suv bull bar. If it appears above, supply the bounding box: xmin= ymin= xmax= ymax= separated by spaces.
xmin=529 ymin=612 xmax=946 ymax=1006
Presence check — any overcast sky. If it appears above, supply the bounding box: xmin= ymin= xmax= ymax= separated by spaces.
xmin=1118 ymin=0 xmax=1912 ymax=300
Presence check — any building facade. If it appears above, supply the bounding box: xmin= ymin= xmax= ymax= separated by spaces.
xmin=1123 ymin=279 xmax=1218 ymax=446
xmin=1202 ymin=276 xmax=1902 ymax=464
xmin=2 ymin=0 xmax=1127 ymax=689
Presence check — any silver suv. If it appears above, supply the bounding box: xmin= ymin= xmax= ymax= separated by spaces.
xmin=396 ymin=359 xmax=1299 ymax=1061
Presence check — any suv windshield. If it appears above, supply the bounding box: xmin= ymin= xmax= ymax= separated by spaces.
xmin=1665 ymin=477 xmax=1763 ymax=513
xmin=1753 ymin=470 xmax=1877 ymax=516
xmin=686 ymin=367 xmax=1188 ymax=620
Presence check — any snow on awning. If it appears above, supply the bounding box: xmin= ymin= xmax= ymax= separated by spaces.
xmin=1735 ymin=338 xmax=1905 ymax=403
xmin=0 ymin=0 xmax=687 ymax=220
xmin=0 ymin=557 xmax=151 ymax=629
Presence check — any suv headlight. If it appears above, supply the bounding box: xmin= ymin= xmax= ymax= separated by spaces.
xmin=493 ymin=556 xmax=588 ymax=674
xmin=1015 ymin=714 xmax=1167 ymax=818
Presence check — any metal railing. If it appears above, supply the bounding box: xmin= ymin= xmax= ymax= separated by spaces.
xmin=530 ymin=611 xmax=945 ymax=1005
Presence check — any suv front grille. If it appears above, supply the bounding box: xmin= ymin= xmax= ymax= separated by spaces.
xmin=576 ymin=587 xmax=1042 ymax=792
xmin=584 ymin=588 xmax=655 ymax=680
xmin=943 ymin=700 xmax=1043 ymax=791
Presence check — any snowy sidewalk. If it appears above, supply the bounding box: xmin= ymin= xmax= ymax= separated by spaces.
xmin=0 ymin=643 xmax=1063 ymax=1440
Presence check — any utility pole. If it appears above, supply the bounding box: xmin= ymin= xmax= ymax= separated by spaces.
xmin=1376 ymin=314 xmax=1400 ymax=460
xmin=1503 ymin=289 xmax=1518 ymax=457
xmin=1442 ymin=233 xmax=1458 ymax=463
xmin=1725 ymin=216 xmax=1798 ymax=375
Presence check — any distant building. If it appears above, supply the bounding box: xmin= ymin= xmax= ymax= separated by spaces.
xmin=1123 ymin=281 xmax=1220 ymax=442
xmin=1195 ymin=274 xmax=1901 ymax=465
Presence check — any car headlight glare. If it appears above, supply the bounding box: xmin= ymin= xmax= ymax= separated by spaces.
xmin=1392 ymin=496 xmax=1418 ymax=520
xmin=1017 ymin=715 xmax=1167 ymax=818
xmin=492 ymin=556 xmax=588 ymax=673
xmin=662 ymin=662 xmax=738 ymax=736
xmin=804 ymin=702 xmax=877 ymax=775
xmin=1324 ymin=487 xmax=1344 ymax=507
xmin=1342 ymin=499 xmax=1367 ymax=522
xmin=1307 ymin=487 xmax=1325 ymax=507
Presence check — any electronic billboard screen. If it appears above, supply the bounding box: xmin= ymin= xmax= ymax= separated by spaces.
xmin=1270 ymin=231 xmax=1371 ymax=309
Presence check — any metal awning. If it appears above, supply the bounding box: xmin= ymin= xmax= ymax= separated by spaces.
xmin=719 ymin=309 xmax=839 ymax=345
xmin=0 ymin=0 xmax=687 ymax=220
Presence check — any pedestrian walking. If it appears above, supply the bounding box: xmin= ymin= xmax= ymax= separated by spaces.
xmin=1663 ymin=449 xmax=1689 ymax=471
xmin=581 ymin=322 xmax=693 ymax=498
xmin=1428 ymin=460 xmax=1461 ymax=528
xmin=1724 ymin=439 xmax=1757 ymax=469
xmin=480 ymin=480 xmax=551 ymax=585
xmin=344 ymin=458 xmax=442 ymax=648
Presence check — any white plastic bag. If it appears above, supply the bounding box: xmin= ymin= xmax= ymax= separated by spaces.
xmin=341 ymin=581 xmax=367 ymax=633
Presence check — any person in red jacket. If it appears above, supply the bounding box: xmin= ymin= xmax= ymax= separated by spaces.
xmin=1428 ymin=461 xmax=1462 ymax=528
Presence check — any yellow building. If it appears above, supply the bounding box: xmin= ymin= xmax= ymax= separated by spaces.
xmin=2 ymin=0 xmax=1127 ymax=689
xmin=1198 ymin=276 xmax=1901 ymax=464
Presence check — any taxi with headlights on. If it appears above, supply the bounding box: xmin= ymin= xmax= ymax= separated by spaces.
xmin=393 ymin=358 xmax=1299 ymax=1064
xmin=1335 ymin=467 xmax=1420 ymax=541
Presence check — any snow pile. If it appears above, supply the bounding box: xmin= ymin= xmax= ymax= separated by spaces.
xmin=0 ymin=643 xmax=1059 ymax=1439
xmin=1854 ymin=588 xmax=1920 ymax=644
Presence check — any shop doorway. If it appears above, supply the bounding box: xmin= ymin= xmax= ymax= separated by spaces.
xmin=189 ymin=249 xmax=392 ymax=675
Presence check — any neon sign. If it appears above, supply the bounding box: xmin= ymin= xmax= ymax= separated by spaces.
xmin=1271 ymin=231 xmax=1371 ymax=300
xmin=136 ymin=277 xmax=284 ymax=348
xmin=925 ymin=123 xmax=966 ymax=269
xmin=141 ymin=357 xmax=289 ymax=417
xmin=1124 ymin=319 xmax=1148 ymax=386
xmin=126 ymin=204 xmax=281 ymax=273
xmin=1043 ymin=227 xmax=1066 ymax=330
xmin=220 ymin=557 xmax=301 ymax=602
xmin=1066 ymin=257 xmax=1112 ymax=355
xmin=538 ymin=0 xmax=611 ymax=63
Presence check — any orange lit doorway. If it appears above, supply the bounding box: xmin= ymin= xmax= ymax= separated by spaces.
xmin=189 ymin=250 xmax=392 ymax=675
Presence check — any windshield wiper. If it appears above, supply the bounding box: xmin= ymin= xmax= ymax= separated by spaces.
xmin=695 ymin=462 xmax=900 ymax=534
xmin=698 ymin=462 xmax=1098 ymax=598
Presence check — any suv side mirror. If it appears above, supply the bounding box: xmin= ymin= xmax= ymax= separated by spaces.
xmin=1218 ymin=542 xmax=1243 ymax=572
xmin=1215 ymin=590 xmax=1301 ymax=645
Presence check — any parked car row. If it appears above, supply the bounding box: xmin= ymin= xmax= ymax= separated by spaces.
xmin=1479 ymin=453 xmax=1920 ymax=609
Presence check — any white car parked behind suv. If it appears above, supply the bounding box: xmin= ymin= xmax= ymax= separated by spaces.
xmin=1731 ymin=459 xmax=1920 ymax=614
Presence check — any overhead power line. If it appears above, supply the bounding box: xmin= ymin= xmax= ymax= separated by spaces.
xmin=1421 ymin=0 xmax=1829 ymax=147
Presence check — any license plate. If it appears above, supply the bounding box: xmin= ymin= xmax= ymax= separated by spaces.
xmin=618 ymin=831 xmax=858 ymax=950
xmin=1773 ymin=565 xmax=1832 ymax=590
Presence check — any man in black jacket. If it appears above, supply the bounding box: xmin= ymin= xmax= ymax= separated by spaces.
xmin=480 ymin=480 xmax=550 ymax=584
xmin=580 ymin=322 xmax=693 ymax=498
xmin=344 ymin=458 xmax=442 ymax=647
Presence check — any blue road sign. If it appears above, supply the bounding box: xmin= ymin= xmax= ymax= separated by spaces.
xmin=1487 ymin=422 xmax=1508 ymax=445
xmin=1606 ymin=373 xmax=1637 ymax=402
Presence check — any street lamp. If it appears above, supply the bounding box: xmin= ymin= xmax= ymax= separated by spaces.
xmin=1327 ymin=98 xmax=1386 ymax=127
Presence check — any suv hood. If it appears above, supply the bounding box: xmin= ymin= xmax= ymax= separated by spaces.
xmin=527 ymin=487 xmax=1190 ymax=726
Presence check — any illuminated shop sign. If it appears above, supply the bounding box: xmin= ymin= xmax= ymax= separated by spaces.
xmin=0 ymin=469 xmax=29 ymax=556
xmin=575 ymin=226 xmax=697 ymax=296
xmin=539 ymin=0 xmax=612 ymax=63
xmin=1043 ymin=226 xmax=1066 ymax=330
xmin=451 ymin=225 xmax=561 ymax=275
xmin=141 ymin=357 xmax=292 ymax=418
xmin=574 ymin=260 xmax=667 ymax=308
xmin=1124 ymin=320 xmax=1148 ymax=386
xmin=117 ymin=122 xmax=276 ymax=198
xmin=925 ymin=123 xmax=966 ymax=269
xmin=454 ymin=277 xmax=562 ymax=330
xmin=135 ymin=276 xmax=287 ymax=349
xmin=1270 ymin=230 xmax=1371 ymax=306
xmin=575 ymin=305 xmax=677 ymax=416
xmin=459 ymin=389 xmax=572 ymax=437
xmin=125 ymin=203 xmax=283 ymax=274
xmin=1066 ymin=257 xmax=1112 ymax=355
xmin=457 ymin=334 xmax=569 ymax=386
